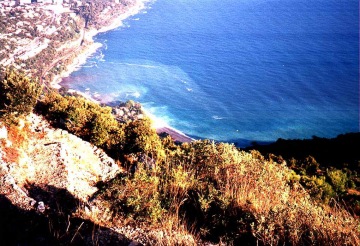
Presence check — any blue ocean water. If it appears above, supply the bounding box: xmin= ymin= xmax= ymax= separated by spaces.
xmin=61 ymin=0 xmax=359 ymax=146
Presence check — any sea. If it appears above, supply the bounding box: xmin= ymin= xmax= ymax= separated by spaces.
xmin=61 ymin=0 xmax=359 ymax=147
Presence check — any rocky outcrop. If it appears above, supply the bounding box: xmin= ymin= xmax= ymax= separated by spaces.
xmin=0 ymin=114 xmax=152 ymax=245
xmin=112 ymin=100 xmax=144 ymax=123
xmin=0 ymin=113 xmax=122 ymax=211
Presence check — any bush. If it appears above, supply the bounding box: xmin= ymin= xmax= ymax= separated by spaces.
xmin=326 ymin=168 xmax=348 ymax=193
xmin=39 ymin=91 xmax=166 ymax=162
xmin=40 ymin=91 xmax=123 ymax=149
xmin=96 ymin=140 xmax=360 ymax=245
xmin=0 ymin=69 xmax=42 ymax=123
xmin=300 ymin=175 xmax=336 ymax=202
xmin=123 ymin=118 xmax=164 ymax=160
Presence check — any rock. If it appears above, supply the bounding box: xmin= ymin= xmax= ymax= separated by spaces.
xmin=128 ymin=240 xmax=142 ymax=246
xmin=3 ymin=174 xmax=15 ymax=185
xmin=5 ymin=139 xmax=12 ymax=147
xmin=29 ymin=199 xmax=37 ymax=207
xmin=0 ymin=125 xmax=7 ymax=139
xmin=37 ymin=201 xmax=45 ymax=213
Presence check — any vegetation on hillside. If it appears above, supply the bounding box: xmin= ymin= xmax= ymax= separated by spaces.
xmin=248 ymin=135 xmax=360 ymax=215
xmin=38 ymin=90 xmax=163 ymax=164
xmin=93 ymin=141 xmax=359 ymax=245
xmin=0 ymin=69 xmax=42 ymax=124
xmin=0 ymin=70 xmax=359 ymax=245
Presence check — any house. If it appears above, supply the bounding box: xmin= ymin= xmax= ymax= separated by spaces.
xmin=0 ymin=0 xmax=17 ymax=6
xmin=16 ymin=0 xmax=32 ymax=5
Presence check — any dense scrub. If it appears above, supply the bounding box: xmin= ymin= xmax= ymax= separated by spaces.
xmin=38 ymin=90 xmax=163 ymax=164
xmin=248 ymin=134 xmax=360 ymax=171
xmin=39 ymin=91 xmax=122 ymax=147
xmin=248 ymin=135 xmax=360 ymax=215
xmin=94 ymin=140 xmax=359 ymax=245
xmin=1 ymin=71 xmax=359 ymax=245
xmin=0 ymin=69 xmax=42 ymax=124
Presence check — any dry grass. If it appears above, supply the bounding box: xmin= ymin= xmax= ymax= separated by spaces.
xmin=1 ymin=113 xmax=358 ymax=245
xmin=0 ymin=119 xmax=30 ymax=164
xmin=95 ymin=140 xmax=359 ymax=245
xmin=200 ymin=144 xmax=359 ymax=245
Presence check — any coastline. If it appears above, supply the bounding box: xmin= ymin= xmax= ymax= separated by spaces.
xmin=144 ymin=110 xmax=194 ymax=143
xmin=50 ymin=0 xmax=150 ymax=89
xmin=51 ymin=0 xmax=194 ymax=143
xmin=50 ymin=42 xmax=103 ymax=89
xmin=156 ymin=127 xmax=194 ymax=143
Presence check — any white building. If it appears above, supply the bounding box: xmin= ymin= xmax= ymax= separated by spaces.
xmin=0 ymin=0 xmax=16 ymax=6
xmin=17 ymin=0 xmax=32 ymax=5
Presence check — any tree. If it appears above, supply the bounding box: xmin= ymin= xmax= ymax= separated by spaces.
xmin=0 ymin=69 xmax=42 ymax=123
xmin=124 ymin=118 xmax=164 ymax=160
xmin=40 ymin=90 xmax=125 ymax=154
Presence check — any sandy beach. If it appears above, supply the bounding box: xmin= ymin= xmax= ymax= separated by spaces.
xmin=156 ymin=127 xmax=194 ymax=143
xmin=144 ymin=110 xmax=194 ymax=143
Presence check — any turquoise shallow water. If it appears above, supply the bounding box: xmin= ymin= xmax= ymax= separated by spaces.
xmin=61 ymin=0 xmax=359 ymax=146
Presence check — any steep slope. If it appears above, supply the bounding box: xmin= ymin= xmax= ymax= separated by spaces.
xmin=0 ymin=113 xmax=358 ymax=245
xmin=0 ymin=113 xmax=121 ymax=210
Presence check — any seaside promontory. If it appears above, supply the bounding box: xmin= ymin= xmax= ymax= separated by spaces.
xmin=0 ymin=0 xmax=359 ymax=245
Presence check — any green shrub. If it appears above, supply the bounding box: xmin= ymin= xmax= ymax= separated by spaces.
xmin=123 ymin=118 xmax=164 ymax=160
xmin=300 ymin=175 xmax=336 ymax=202
xmin=326 ymin=168 xmax=348 ymax=193
xmin=0 ymin=69 xmax=42 ymax=123
xmin=40 ymin=91 xmax=123 ymax=149
xmin=95 ymin=139 xmax=359 ymax=245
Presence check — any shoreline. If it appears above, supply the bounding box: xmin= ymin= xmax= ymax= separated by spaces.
xmin=51 ymin=0 xmax=194 ymax=143
xmin=144 ymin=110 xmax=194 ymax=143
xmin=50 ymin=42 xmax=103 ymax=89
xmin=50 ymin=0 xmax=150 ymax=88
xmin=156 ymin=127 xmax=194 ymax=143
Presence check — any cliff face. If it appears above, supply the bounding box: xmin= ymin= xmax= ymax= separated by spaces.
xmin=0 ymin=113 xmax=121 ymax=211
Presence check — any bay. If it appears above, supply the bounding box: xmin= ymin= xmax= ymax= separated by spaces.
xmin=61 ymin=0 xmax=359 ymax=146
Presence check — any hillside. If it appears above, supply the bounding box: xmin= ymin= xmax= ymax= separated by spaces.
xmin=0 ymin=1 xmax=359 ymax=245
xmin=0 ymin=78 xmax=359 ymax=244
xmin=0 ymin=113 xmax=130 ymax=244
xmin=246 ymin=134 xmax=360 ymax=215
xmin=0 ymin=0 xmax=144 ymax=84
xmin=247 ymin=134 xmax=360 ymax=172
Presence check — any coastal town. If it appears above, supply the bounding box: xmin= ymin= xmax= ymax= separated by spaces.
xmin=0 ymin=0 xmax=137 ymax=84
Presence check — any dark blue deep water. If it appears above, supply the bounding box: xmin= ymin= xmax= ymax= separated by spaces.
xmin=61 ymin=0 xmax=359 ymax=145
